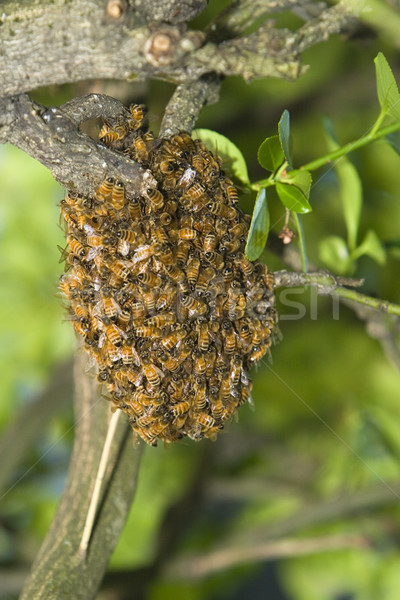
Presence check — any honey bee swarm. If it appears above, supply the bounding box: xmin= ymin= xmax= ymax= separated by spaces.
xmin=59 ymin=104 xmax=278 ymax=446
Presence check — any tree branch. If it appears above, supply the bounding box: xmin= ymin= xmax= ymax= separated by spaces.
xmin=0 ymin=0 xmax=360 ymax=98
xmin=159 ymin=75 xmax=221 ymax=137
xmin=274 ymin=270 xmax=400 ymax=317
xmin=20 ymin=352 xmax=143 ymax=600
xmin=163 ymin=533 xmax=368 ymax=579
xmin=0 ymin=94 xmax=150 ymax=197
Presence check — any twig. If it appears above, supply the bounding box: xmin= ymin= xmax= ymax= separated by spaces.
xmin=274 ymin=269 xmax=400 ymax=317
xmin=159 ymin=76 xmax=221 ymax=137
xmin=163 ymin=533 xmax=369 ymax=579
xmin=79 ymin=409 xmax=122 ymax=559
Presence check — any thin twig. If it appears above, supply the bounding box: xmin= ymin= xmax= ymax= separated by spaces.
xmin=79 ymin=409 xmax=122 ymax=560
xmin=163 ymin=533 xmax=369 ymax=579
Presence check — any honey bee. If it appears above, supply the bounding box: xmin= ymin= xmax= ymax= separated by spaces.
xmin=157 ymin=351 xmax=180 ymax=373
xmin=187 ymin=257 xmax=200 ymax=286
xmin=197 ymin=412 xmax=215 ymax=429
xmin=137 ymin=270 xmax=162 ymax=287
xmin=155 ymin=286 xmax=175 ymax=311
xmin=226 ymin=184 xmax=239 ymax=205
xmin=203 ymin=233 xmax=217 ymax=253
xmin=139 ymin=288 xmax=156 ymax=312
xmin=128 ymin=104 xmax=146 ymax=130
xmin=147 ymin=188 xmax=164 ymax=211
xmin=164 ymin=264 xmax=185 ymax=284
xmin=169 ymin=374 xmax=184 ymax=401
xmin=73 ymin=302 xmax=89 ymax=323
xmin=118 ymin=309 xmax=131 ymax=329
xmin=215 ymin=218 xmax=228 ymax=238
xmin=59 ymin=276 xmax=72 ymax=299
xmin=175 ymin=240 xmax=190 ymax=266
xmin=180 ymin=295 xmax=207 ymax=318
xmin=219 ymin=372 xmax=232 ymax=400
xmin=131 ymin=136 xmax=149 ymax=162
xmin=230 ymin=222 xmax=247 ymax=238
xmin=193 ymin=350 xmax=207 ymax=375
xmin=99 ymin=124 xmax=126 ymax=145
xmin=142 ymin=360 xmax=162 ymax=387
xmin=121 ymin=344 xmax=140 ymax=367
xmin=134 ymin=325 xmax=161 ymax=338
xmin=146 ymin=312 xmax=176 ymax=328
xmin=159 ymin=212 xmax=172 ymax=227
xmin=222 ymin=320 xmax=236 ymax=355
xmin=130 ymin=301 xmax=145 ymax=325
xmin=69 ymin=238 xmax=88 ymax=260
xmin=195 ymin=266 xmax=216 ymax=294
xmin=100 ymin=288 xmax=120 ymax=321
xmin=211 ymin=395 xmax=224 ymax=420
xmin=109 ymin=260 xmax=131 ymax=281
xmin=237 ymin=252 xmax=253 ymax=277
xmin=129 ymin=197 xmax=142 ymax=221
xmin=230 ymin=355 xmax=242 ymax=386
xmin=196 ymin=320 xmax=209 ymax=352
xmin=171 ymin=401 xmax=190 ymax=418
xmin=105 ymin=323 xmax=123 ymax=347
xmin=248 ymin=345 xmax=266 ymax=363
xmin=193 ymin=376 xmax=207 ymax=409
xmin=161 ymin=327 xmax=187 ymax=351
xmin=206 ymin=202 xmax=237 ymax=220
xmin=111 ymin=180 xmax=126 ymax=210
xmin=133 ymin=244 xmax=153 ymax=263
xmin=203 ymin=251 xmax=223 ymax=270
xmin=159 ymin=158 xmax=175 ymax=175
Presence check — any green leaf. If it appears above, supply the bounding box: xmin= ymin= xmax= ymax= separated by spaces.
xmin=386 ymin=130 xmax=400 ymax=154
xmin=283 ymin=169 xmax=312 ymax=198
xmin=276 ymin=182 xmax=312 ymax=214
xmin=324 ymin=118 xmax=362 ymax=252
xmin=257 ymin=135 xmax=285 ymax=172
xmin=351 ymin=229 xmax=386 ymax=265
xmin=245 ymin=188 xmax=270 ymax=261
xmin=319 ymin=236 xmax=352 ymax=274
xmin=278 ymin=109 xmax=293 ymax=168
xmin=374 ymin=52 xmax=400 ymax=120
xmin=191 ymin=128 xmax=250 ymax=185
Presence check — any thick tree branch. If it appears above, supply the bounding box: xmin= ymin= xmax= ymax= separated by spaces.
xmin=0 ymin=0 xmax=360 ymax=98
xmin=0 ymin=94 xmax=150 ymax=197
xmin=20 ymin=352 xmax=143 ymax=600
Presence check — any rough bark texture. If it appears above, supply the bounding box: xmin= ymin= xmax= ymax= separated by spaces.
xmin=0 ymin=0 xmax=359 ymax=97
xmin=19 ymin=353 xmax=143 ymax=600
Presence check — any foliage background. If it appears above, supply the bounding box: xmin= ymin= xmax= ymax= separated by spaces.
xmin=1 ymin=5 xmax=400 ymax=599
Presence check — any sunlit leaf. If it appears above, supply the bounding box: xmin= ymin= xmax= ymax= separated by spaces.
xmin=257 ymin=135 xmax=285 ymax=172
xmin=278 ymin=109 xmax=293 ymax=168
xmin=319 ymin=236 xmax=351 ymax=273
xmin=374 ymin=52 xmax=400 ymax=120
xmin=245 ymin=188 xmax=270 ymax=260
xmin=319 ymin=236 xmax=352 ymax=274
xmin=283 ymin=169 xmax=312 ymax=198
xmin=192 ymin=128 xmax=250 ymax=184
xmin=351 ymin=229 xmax=386 ymax=265
xmin=276 ymin=183 xmax=312 ymax=214
xmin=324 ymin=117 xmax=362 ymax=252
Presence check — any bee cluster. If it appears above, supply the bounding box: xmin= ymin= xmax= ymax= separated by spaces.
xmin=59 ymin=104 xmax=277 ymax=446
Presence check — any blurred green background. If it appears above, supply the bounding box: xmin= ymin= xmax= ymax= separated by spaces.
xmin=1 ymin=3 xmax=400 ymax=599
